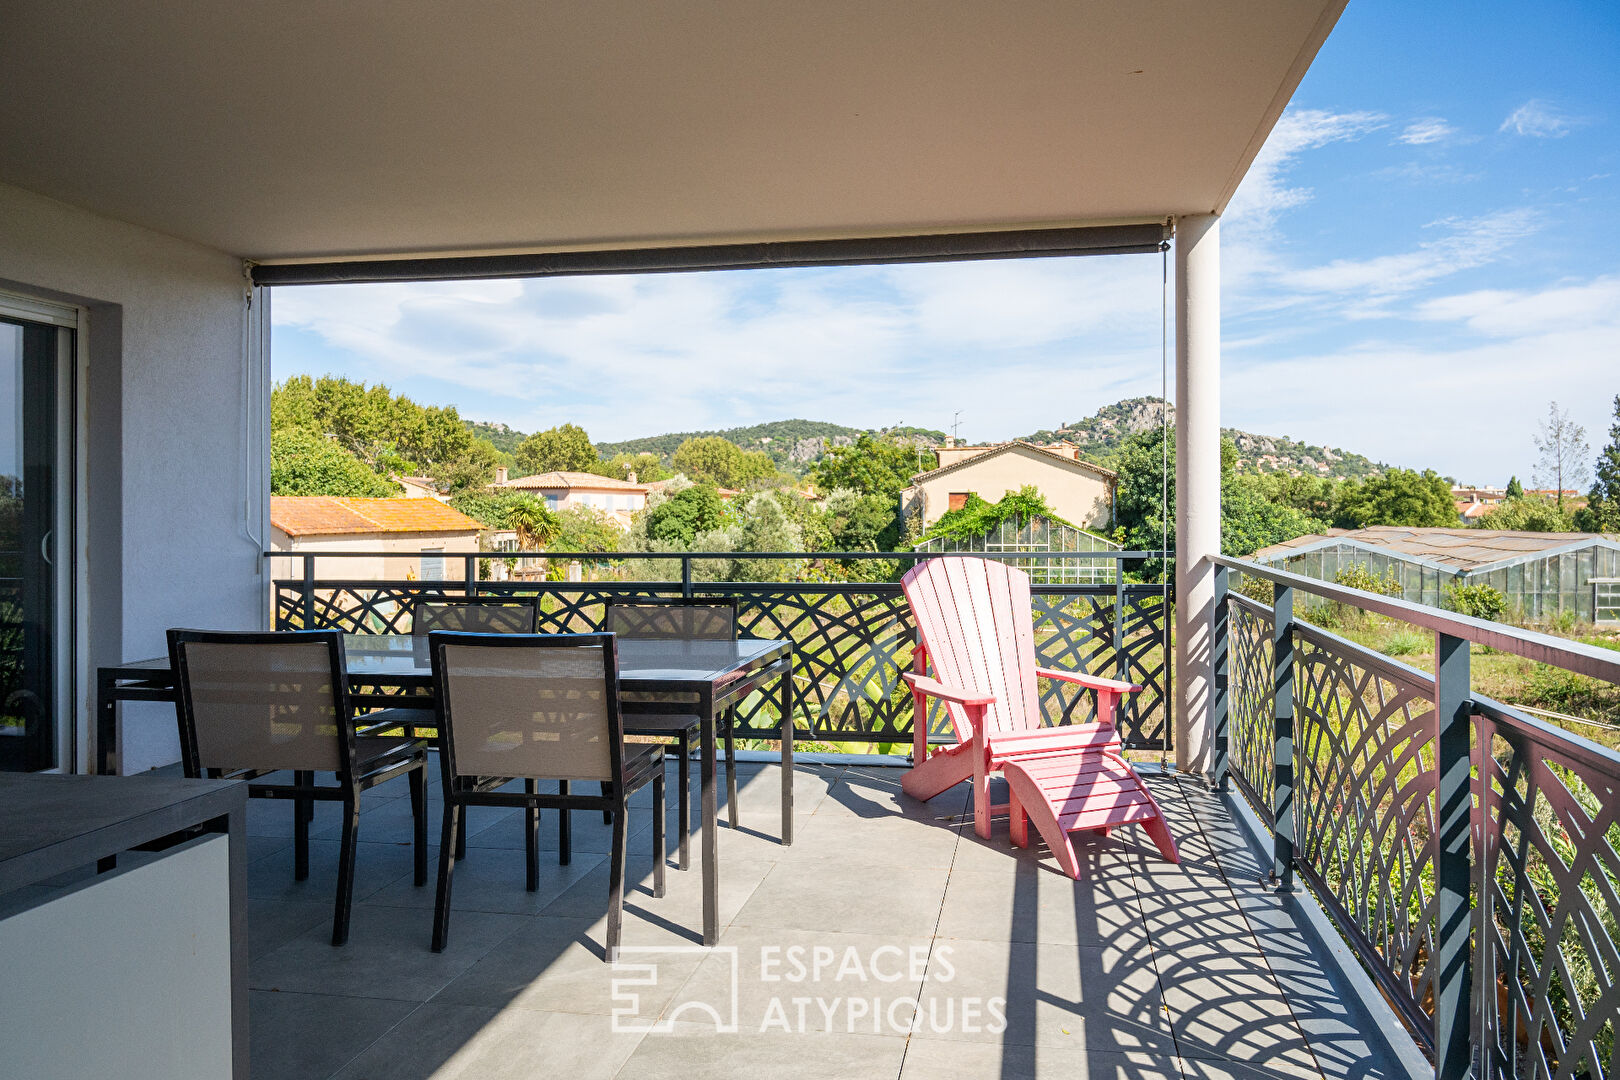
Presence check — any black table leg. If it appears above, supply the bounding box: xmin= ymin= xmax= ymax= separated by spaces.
xmin=95 ymin=673 xmax=119 ymax=873
xmin=780 ymin=664 xmax=794 ymax=845
xmin=700 ymin=688 xmax=718 ymax=946
xmin=96 ymin=671 xmax=117 ymax=777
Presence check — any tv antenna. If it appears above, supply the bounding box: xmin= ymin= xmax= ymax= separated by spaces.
xmin=951 ymin=411 xmax=963 ymax=442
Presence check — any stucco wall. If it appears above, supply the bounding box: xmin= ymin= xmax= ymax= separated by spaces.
xmin=0 ymin=181 xmax=263 ymax=772
xmin=268 ymin=529 xmax=481 ymax=583
xmin=911 ymin=450 xmax=1113 ymax=530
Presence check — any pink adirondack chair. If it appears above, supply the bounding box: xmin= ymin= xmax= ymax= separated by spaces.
xmin=900 ymin=556 xmax=1178 ymax=877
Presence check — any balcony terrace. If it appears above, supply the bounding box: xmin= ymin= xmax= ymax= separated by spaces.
xmin=4 ymin=6 xmax=1616 ymax=1078
xmin=232 ymin=549 xmax=1620 ymax=1080
xmin=243 ymin=757 xmax=1404 ymax=1080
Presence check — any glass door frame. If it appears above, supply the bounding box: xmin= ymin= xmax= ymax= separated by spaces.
xmin=0 ymin=292 xmax=78 ymax=772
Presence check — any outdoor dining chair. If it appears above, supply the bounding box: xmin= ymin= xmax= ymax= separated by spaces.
xmin=426 ymin=631 xmax=667 ymax=958
xmin=605 ymin=596 xmax=739 ymax=865
xmin=412 ymin=596 xmax=541 ymax=635
xmin=411 ymin=596 xmax=541 ymax=856
xmin=167 ymin=628 xmax=431 ymax=945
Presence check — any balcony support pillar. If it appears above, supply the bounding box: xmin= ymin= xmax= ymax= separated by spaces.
xmin=1174 ymin=213 xmax=1220 ymax=774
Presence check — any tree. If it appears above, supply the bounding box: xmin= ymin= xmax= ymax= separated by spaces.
xmin=270 ymin=429 xmax=400 ymax=497
xmin=1111 ymin=429 xmax=1325 ymax=576
xmin=1476 ymin=496 xmax=1574 ymax=532
xmin=1248 ymin=472 xmax=1340 ymax=521
xmin=1505 ymin=476 xmax=1524 ymax=499
xmin=1532 ymin=401 xmax=1589 ymax=508
xmin=428 ymin=437 xmax=502 ymax=493
xmin=1575 ymin=394 xmax=1620 ymax=532
xmin=447 ymin=490 xmax=561 ymax=547
xmin=550 ymin=507 xmax=621 ymax=555
xmin=270 ymin=374 xmax=478 ymax=478
xmin=514 ymin=423 xmax=598 ymax=474
xmin=1333 ymin=468 xmax=1457 ymax=528
xmin=809 ymin=434 xmax=920 ymax=502
xmin=726 ymin=493 xmax=804 ymax=582
xmin=671 ymin=436 xmax=776 ymax=489
xmin=822 ymin=488 xmax=900 ymax=552
xmin=646 ymin=484 xmax=726 ymax=545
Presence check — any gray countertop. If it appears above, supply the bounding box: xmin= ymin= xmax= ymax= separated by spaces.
xmin=0 ymin=772 xmax=246 ymax=894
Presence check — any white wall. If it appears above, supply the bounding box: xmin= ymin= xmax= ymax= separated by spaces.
xmin=0 ymin=836 xmax=234 ymax=1080
xmin=0 ymin=181 xmax=265 ymax=772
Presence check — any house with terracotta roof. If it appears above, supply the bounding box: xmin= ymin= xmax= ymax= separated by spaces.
xmin=269 ymin=496 xmax=485 ymax=582
xmin=491 ymin=467 xmax=649 ymax=529
xmin=901 ymin=439 xmax=1116 ymax=532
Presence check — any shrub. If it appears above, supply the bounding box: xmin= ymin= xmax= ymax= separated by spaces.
xmin=1381 ymin=630 xmax=1426 ymax=657
xmin=1333 ymin=563 xmax=1403 ymax=597
xmin=1444 ymin=582 xmax=1507 ymax=621
xmin=1235 ymin=573 xmax=1274 ymax=606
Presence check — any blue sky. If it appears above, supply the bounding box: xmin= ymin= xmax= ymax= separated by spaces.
xmin=273 ymin=1 xmax=1620 ymax=486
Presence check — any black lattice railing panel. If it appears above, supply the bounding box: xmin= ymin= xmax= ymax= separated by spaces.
xmin=1476 ymin=702 xmax=1619 ymax=1080
xmin=1028 ymin=589 xmax=1172 ymax=749
xmin=1292 ymin=625 xmax=1439 ymax=1040
xmin=731 ymin=588 xmax=917 ymax=742
xmin=273 ymin=580 xmax=1171 ymax=748
xmin=1228 ymin=595 xmax=1276 ymax=816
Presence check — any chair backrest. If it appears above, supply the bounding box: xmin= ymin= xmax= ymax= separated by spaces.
xmin=413 ymin=597 xmax=540 ymax=636
xmin=900 ymin=557 xmax=1039 ymax=738
xmin=604 ymin=597 xmax=737 ymax=641
xmin=168 ymin=629 xmax=351 ymax=775
xmin=429 ymin=632 xmax=623 ymax=784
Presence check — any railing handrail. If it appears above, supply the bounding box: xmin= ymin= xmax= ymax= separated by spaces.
xmin=264 ymin=548 xmax=1171 ymax=561
xmin=1228 ymin=590 xmax=1439 ymax=698
xmin=1214 ymin=553 xmax=1620 ymax=684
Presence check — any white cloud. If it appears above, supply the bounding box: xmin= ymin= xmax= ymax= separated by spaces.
xmin=1224 ymin=284 xmax=1620 ymax=481
xmin=1414 ymin=275 xmax=1620 ymax=337
xmin=1500 ymin=99 xmax=1579 ymax=138
xmin=1396 ymin=117 xmax=1457 ymax=145
xmin=272 ymin=257 xmax=1169 ymax=442
xmin=1224 ymin=108 xmax=1387 ymax=239
xmin=1283 ymin=208 xmax=1539 ymax=304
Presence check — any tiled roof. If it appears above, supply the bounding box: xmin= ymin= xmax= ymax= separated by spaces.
xmin=493 ymin=471 xmax=649 ymax=493
xmin=271 ymin=497 xmax=485 ymax=537
xmin=1252 ymin=526 xmax=1620 ymax=572
xmin=910 ymin=441 xmax=1116 ymax=484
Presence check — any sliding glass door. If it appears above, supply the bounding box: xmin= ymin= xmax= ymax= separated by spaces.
xmin=0 ymin=316 xmax=63 ymax=771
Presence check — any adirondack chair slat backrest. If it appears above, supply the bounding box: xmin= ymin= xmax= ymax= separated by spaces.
xmin=902 ymin=557 xmax=1041 ymax=738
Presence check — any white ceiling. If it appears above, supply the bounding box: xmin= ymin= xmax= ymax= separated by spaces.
xmin=0 ymin=1 xmax=1343 ymax=262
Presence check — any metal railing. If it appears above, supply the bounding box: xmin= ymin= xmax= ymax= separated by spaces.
xmin=1213 ymin=555 xmax=1620 ymax=1080
xmin=268 ymin=549 xmax=1175 ymax=750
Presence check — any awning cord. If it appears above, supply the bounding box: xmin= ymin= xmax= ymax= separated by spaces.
xmin=1160 ymin=238 xmax=1171 ymax=772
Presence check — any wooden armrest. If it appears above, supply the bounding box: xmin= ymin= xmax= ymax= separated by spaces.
xmin=901 ymin=672 xmax=997 ymax=707
xmin=1035 ymin=667 xmax=1142 ymax=694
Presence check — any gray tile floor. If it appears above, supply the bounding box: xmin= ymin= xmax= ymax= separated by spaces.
xmin=246 ymin=759 xmax=1411 ymax=1080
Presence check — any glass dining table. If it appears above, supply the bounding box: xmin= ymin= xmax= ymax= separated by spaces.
xmin=97 ymin=632 xmax=796 ymax=946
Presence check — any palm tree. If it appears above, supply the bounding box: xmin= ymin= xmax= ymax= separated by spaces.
xmin=503 ymin=494 xmax=561 ymax=550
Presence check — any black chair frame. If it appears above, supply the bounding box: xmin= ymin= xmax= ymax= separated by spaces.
xmin=168 ymin=628 xmax=430 ymax=946
xmin=604 ymin=596 xmax=742 ymax=859
xmin=427 ymin=631 xmax=667 ymax=960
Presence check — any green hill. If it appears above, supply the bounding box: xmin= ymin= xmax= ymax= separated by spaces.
xmin=597 ymin=419 xmax=946 ymax=474
xmin=1023 ymin=397 xmax=1387 ymax=479
xmin=464 ymin=420 xmax=526 ymax=457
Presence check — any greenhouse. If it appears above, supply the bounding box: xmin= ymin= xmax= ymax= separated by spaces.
xmin=1250 ymin=526 xmax=1620 ymax=624
xmin=913 ymin=514 xmax=1120 ymax=585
